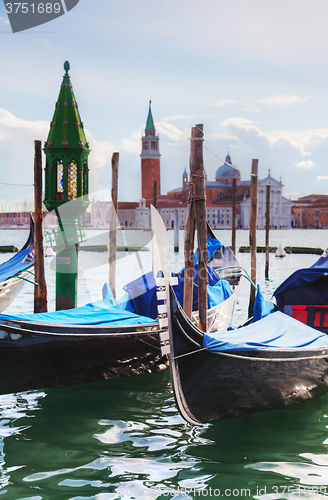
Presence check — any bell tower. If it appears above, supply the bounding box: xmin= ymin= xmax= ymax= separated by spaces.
xmin=141 ymin=101 xmax=161 ymax=199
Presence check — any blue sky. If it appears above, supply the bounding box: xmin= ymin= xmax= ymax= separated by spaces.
xmin=1 ymin=0 xmax=328 ymax=209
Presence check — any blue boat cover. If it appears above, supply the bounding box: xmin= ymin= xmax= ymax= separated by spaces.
xmin=0 ymin=300 xmax=157 ymax=326
xmin=123 ymin=266 xmax=232 ymax=320
xmin=253 ymin=284 xmax=276 ymax=322
xmin=273 ymin=250 xmax=328 ymax=309
xmin=194 ymin=237 xmax=224 ymax=265
xmin=0 ymin=218 xmax=34 ymax=284
xmin=0 ymin=247 xmax=34 ymax=284
xmin=102 ymin=283 xmax=135 ymax=312
xmin=204 ymin=311 xmax=328 ymax=352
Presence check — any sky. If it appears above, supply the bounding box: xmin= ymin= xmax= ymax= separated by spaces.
xmin=1 ymin=0 xmax=328 ymax=209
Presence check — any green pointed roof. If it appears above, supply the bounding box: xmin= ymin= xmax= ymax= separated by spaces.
xmin=45 ymin=61 xmax=89 ymax=151
xmin=145 ymin=100 xmax=155 ymax=131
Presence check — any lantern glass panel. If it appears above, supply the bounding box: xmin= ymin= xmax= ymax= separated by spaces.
xmin=68 ymin=160 xmax=78 ymax=200
xmin=56 ymin=160 xmax=64 ymax=201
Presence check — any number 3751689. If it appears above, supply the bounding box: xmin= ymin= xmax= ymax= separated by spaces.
xmin=5 ymin=3 xmax=62 ymax=14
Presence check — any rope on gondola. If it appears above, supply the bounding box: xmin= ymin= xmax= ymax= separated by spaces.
xmin=138 ymin=337 xmax=161 ymax=351
xmin=169 ymin=347 xmax=208 ymax=360
xmin=169 ymin=346 xmax=328 ymax=362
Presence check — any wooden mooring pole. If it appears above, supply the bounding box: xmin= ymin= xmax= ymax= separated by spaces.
xmin=191 ymin=124 xmax=207 ymax=332
xmin=183 ymin=183 xmax=196 ymax=319
xmin=109 ymin=152 xmax=119 ymax=299
xmin=34 ymin=140 xmax=47 ymax=313
xmin=265 ymin=184 xmax=270 ymax=279
xmin=248 ymin=159 xmax=258 ymax=318
xmin=232 ymin=178 xmax=237 ymax=254
xmin=174 ymin=209 xmax=179 ymax=252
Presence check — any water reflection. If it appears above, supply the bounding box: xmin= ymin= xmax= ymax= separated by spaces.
xmin=0 ymin=229 xmax=328 ymax=498
xmin=0 ymin=391 xmax=45 ymax=491
xmin=0 ymin=373 xmax=325 ymax=499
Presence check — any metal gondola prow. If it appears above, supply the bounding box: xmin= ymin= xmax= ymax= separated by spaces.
xmin=150 ymin=205 xmax=178 ymax=357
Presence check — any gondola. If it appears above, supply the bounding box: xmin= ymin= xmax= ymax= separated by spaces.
xmin=0 ymin=210 xmax=240 ymax=395
xmin=165 ymin=283 xmax=328 ymax=425
xmin=0 ymin=303 xmax=166 ymax=395
xmin=0 ymin=216 xmax=35 ymax=313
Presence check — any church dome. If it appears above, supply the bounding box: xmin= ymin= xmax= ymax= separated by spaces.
xmin=215 ymin=154 xmax=240 ymax=181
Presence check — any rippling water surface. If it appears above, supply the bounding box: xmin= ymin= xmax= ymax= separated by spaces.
xmin=0 ymin=228 xmax=328 ymax=499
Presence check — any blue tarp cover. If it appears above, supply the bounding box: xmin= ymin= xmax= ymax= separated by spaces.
xmin=194 ymin=237 xmax=224 ymax=265
xmin=0 ymin=248 xmax=34 ymax=284
xmin=272 ymin=250 xmax=328 ymax=309
xmin=102 ymin=283 xmax=135 ymax=312
xmin=204 ymin=311 xmax=328 ymax=352
xmin=273 ymin=250 xmax=328 ymax=295
xmin=123 ymin=266 xmax=232 ymax=320
xmin=0 ymin=300 xmax=157 ymax=326
xmin=253 ymin=284 xmax=276 ymax=322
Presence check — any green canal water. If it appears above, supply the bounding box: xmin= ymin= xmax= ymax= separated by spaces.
xmin=0 ymin=228 xmax=328 ymax=499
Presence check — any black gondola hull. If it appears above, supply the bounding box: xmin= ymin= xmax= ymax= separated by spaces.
xmin=0 ymin=320 xmax=165 ymax=395
xmin=168 ymin=286 xmax=328 ymax=424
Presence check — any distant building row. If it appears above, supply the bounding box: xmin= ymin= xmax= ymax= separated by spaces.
xmin=2 ymin=194 xmax=328 ymax=230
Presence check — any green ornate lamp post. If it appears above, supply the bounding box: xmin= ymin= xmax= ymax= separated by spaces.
xmin=43 ymin=61 xmax=90 ymax=310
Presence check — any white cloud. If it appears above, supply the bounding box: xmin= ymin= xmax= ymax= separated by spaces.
xmin=243 ymin=103 xmax=261 ymax=113
xmin=120 ymin=121 xmax=188 ymax=156
xmin=220 ymin=117 xmax=328 ymax=157
xmin=212 ymin=99 xmax=238 ymax=107
xmin=221 ymin=117 xmax=257 ymax=128
xmin=206 ymin=131 xmax=239 ymax=142
xmin=0 ymin=108 xmax=47 ymax=138
xmin=317 ymin=176 xmax=328 ymax=181
xmin=257 ymin=95 xmax=311 ymax=108
xmin=121 ymin=129 xmax=143 ymax=155
xmin=0 ymin=109 xmax=48 ymax=204
xmin=294 ymin=160 xmax=315 ymax=169
xmin=155 ymin=122 xmax=188 ymax=143
xmin=84 ymin=130 xmax=116 ymax=191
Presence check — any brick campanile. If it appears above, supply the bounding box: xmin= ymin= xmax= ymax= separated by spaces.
xmin=141 ymin=101 xmax=161 ymax=199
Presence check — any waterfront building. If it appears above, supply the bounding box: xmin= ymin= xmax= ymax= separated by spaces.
xmin=292 ymin=195 xmax=328 ymax=228
xmin=0 ymin=211 xmax=32 ymax=227
xmin=0 ymin=210 xmax=57 ymax=228
xmin=241 ymin=173 xmax=292 ymax=229
xmin=90 ymin=200 xmax=111 ymax=228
